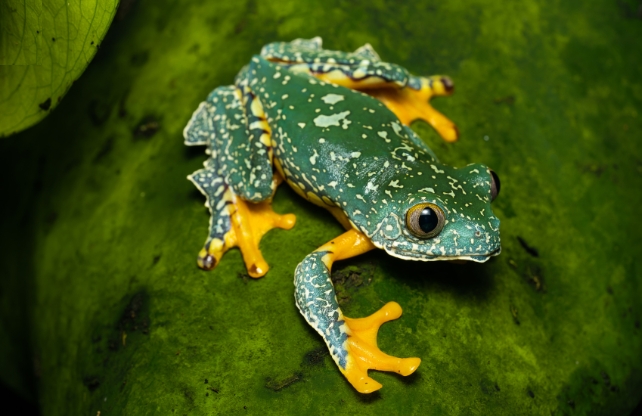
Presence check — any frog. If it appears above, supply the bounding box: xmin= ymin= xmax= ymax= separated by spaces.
xmin=183 ymin=38 xmax=501 ymax=393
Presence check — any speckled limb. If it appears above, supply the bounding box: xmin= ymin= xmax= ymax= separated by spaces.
xmin=407 ymin=74 xmax=455 ymax=94
xmin=294 ymin=229 xmax=421 ymax=393
xmin=184 ymin=83 xmax=295 ymax=275
xmin=295 ymin=251 xmax=350 ymax=367
xmin=187 ymin=159 xmax=234 ymax=270
xmin=261 ymin=37 xmax=410 ymax=89
xmin=260 ymin=38 xmax=459 ymax=141
xmin=199 ymin=84 xmax=276 ymax=203
xmin=367 ymin=76 xmax=459 ymax=142
xmin=183 ymin=100 xmax=215 ymax=147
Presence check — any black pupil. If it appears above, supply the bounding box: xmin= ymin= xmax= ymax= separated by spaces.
xmin=418 ymin=208 xmax=438 ymax=233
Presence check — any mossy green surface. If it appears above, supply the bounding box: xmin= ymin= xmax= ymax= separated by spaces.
xmin=1 ymin=0 xmax=641 ymax=414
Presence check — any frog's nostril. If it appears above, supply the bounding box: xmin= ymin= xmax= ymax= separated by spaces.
xmin=475 ymin=231 xmax=482 ymax=237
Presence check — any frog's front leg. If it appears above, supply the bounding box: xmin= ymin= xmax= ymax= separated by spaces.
xmin=294 ymin=229 xmax=421 ymax=393
xmin=367 ymin=75 xmax=459 ymax=142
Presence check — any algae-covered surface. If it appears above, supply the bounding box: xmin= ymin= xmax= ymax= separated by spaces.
xmin=1 ymin=0 xmax=641 ymax=414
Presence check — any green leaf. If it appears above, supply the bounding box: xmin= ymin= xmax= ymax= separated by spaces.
xmin=0 ymin=0 xmax=118 ymax=137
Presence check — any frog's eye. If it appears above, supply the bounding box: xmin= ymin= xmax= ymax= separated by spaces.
xmin=406 ymin=203 xmax=445 ymax=238
xmin=490 ymin=170 xmax=501 ymax=201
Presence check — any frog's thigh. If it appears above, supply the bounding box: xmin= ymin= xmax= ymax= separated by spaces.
xmin=312 ymin=70 xmax=399 ymax=90
xmin=187 ymin=86 xmax=295 ymax=277
xmin=294 ymin=229 xmax=420 ymax=393
xmin=213 ymin=79 xmax=276 ymax=202
xmin=367 ymin=75 xmax=459 ymax=142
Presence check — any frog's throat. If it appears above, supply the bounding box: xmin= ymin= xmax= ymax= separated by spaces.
xmin=383 ymin=245 xmax=502 ymax=263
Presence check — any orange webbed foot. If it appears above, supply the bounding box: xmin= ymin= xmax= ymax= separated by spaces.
xmin=197 ymin=181 xmax=296 ymax=278
xmin=366 ymin=76 xmax=459 ymax=142
xmin=341 ymin=302 xmax=421 ymax=393
xmin=235 ymin=198 xmax=296 ymax=277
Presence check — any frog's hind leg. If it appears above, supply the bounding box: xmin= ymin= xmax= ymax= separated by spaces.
xmin=367 ymin=75 xmax=459 ymax=142
xmin=188 ymin=162 xmax=234 ymax=271
xmin=294 ymin=64 xmax=458 ymax=142
xmin=185 ymin=85 xmax=295 ymax=278
xmin=295 ymin=229 xmax=421 ymax=393
xmin=281 ymin=64 xmax=458 ymax=142
xmin=189 ymin=163 xmax=295 ymax=277
xmin=227 ymin=173 xmax=296 ymax=277
xmin=261 ymin=39 xmax=458 ymax=142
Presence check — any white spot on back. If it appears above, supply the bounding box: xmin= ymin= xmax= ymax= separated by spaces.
xmin=313 ymin=111 xmax=351 ymax=128
xmin=391 ymin=121 xmax=403 ymax=136
xmin=430 ymin=164 xmax=445 ymax=174
xmin=310 ymin=149 xmax=319 ymax=165
xmin=321 ymin=94 xmax=345 ymax=105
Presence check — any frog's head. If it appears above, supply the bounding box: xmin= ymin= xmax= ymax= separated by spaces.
xmin=367 ymin=163 xmax=501 ymax=263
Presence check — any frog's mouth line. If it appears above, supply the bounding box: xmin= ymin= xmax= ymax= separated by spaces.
xmin=385 ymin=246 xmax=501 ymax=263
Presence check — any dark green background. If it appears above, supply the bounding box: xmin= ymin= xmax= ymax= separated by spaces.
xmin=1 ymin=0 xmax=641 ymax=414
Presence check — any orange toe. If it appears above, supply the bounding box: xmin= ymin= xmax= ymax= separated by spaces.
xmin=340 ymin=302 xmax=421 ymax=392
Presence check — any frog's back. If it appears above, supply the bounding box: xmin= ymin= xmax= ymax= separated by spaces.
xmin=246 ymin=56 xmax=436 ymax=208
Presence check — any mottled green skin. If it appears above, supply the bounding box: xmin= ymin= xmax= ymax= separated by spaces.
xmin=0 ymin=0 xmax=641 ymax=415
xmin=260 ymin=37 xmax=419 ymax=89
xmin=251 ymin=56 xmax=500 ymax=260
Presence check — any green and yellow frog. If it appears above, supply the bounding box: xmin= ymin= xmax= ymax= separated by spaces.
xmin=184 ymin=37 xmax=501 ymax=393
